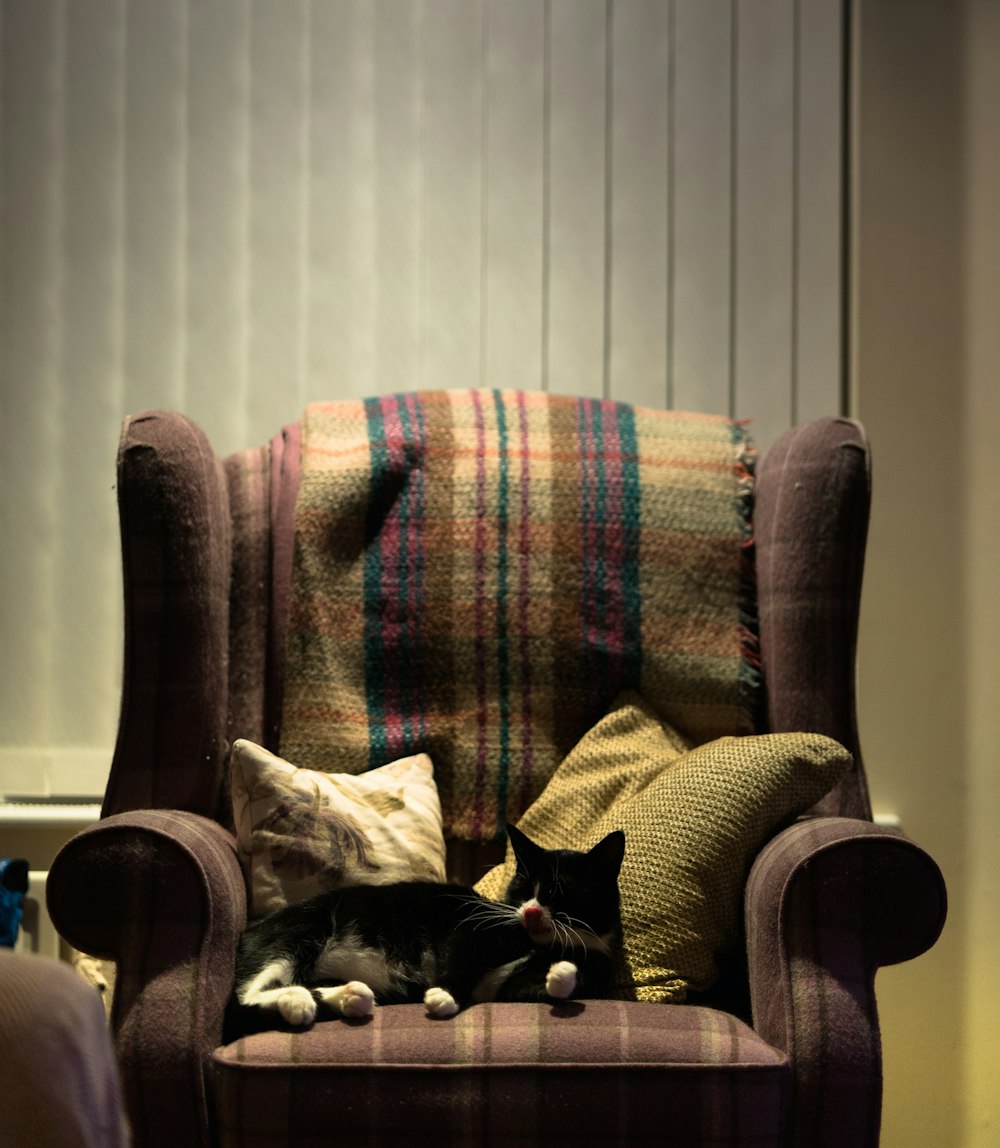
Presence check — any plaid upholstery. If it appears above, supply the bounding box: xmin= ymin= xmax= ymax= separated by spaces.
xmin=43 ymin=410 xmax=948 ymax=1148
xmin=225 ymin=445 xmax=271 ymax=752
xmin=213 ymin=1001 xmax=789 ymax=1147
xmin=755 ymin=418 xmax=872 ymax=818
xmin=266 ymin=422 xmax=302 ymax=750
xmin=223 ymin=423 xmax=302 ymax=759
xmin=745 ymin=818 xmax=947 ymax=1148
xmin=281 ymin=390 xmax=758 ymax=839
xmin=103 ymin=412 xmax=232 ymax=824
xmin=48 ymin=810 xmax=248 ymax=1148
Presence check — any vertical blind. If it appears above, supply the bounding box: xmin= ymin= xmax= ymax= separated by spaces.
xmin=0 ymin=0 xmax=845 ymax=795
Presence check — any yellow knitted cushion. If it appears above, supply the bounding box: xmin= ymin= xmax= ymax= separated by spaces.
xmin=475 ymin=693 xmax=851 ymax=1002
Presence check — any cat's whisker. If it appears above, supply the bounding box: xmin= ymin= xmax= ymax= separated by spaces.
xmin=549 ymin=918 xmax=571 ymax=956
xmin=552 ymin=917 xmax=589 ymax=953
xmin=554 ymin=921 xmax=572 ymax=956
xmin=461 ymin=902 xmax=520 ymax=934
xmin=468 ymin=901 xmax=517 ymax=920
xmin=467 ymin=915 xmax=517 ymax=934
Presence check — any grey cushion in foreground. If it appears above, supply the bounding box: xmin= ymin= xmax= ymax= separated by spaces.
xmin=0 ymin=950 xmax=130 ymax=1148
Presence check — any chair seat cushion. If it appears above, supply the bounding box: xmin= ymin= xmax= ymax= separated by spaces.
xmin=212 ymin=1001 xmax=789 ymax=1147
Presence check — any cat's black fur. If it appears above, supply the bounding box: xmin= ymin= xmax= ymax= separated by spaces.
xmin=227 ymin=825 xmax=625 ymax=1034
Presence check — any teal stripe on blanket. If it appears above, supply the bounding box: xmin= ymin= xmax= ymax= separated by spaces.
xmin=577 ymin=398 xmax=643 ymax=704
xmin=364 ymin=393 xmax=431 ymax=765
xmin=620 ymin=400 xmax=643 ymax=690
xmin=493 ymin=390 xmax=512 ymax=823
xmin=395 ymin=392 xmax=421 ymax=753
xmin=363 ymin=395 xmax=389 ymax=764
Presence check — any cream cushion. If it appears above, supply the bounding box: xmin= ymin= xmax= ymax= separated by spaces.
xmin=230 ymin=739 xmax=447 ymax=918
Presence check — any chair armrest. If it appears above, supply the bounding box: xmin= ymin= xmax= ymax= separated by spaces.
xmin=745 ymin=817 xmax=946 ymax=1148
xmin=47 ymin=810 xmax=247 ymax=1148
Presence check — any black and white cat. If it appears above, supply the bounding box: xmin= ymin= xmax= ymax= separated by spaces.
xmin=230 ymin=825 xmax=625 ymax=1028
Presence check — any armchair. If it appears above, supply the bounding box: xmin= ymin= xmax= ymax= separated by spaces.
xmin=47 ymin=392 xmax=945 ymax=1147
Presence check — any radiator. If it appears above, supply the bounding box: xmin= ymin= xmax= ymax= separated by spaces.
xmin=16 ymin=870 xmax=67 ymax=960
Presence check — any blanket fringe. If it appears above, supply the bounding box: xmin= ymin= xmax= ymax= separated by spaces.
xmin=732 ymin=423 xmax=763 ymax=729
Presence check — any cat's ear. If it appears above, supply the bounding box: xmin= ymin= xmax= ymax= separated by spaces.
xmin=587 ymin=830 xmax=626 ymax=877
xmin=506 ymin=824 xmax=546 ymax=872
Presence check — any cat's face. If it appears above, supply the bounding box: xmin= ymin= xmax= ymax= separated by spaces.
xmin=503 ymin=825 xmax=626 ymax=947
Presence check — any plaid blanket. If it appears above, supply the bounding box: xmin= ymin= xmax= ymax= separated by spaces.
xmin=280 ymin=389 xmax=758 ymax=840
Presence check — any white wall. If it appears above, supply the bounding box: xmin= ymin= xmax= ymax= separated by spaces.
xmin=961 ymin=0 xmax=1000 ymax=1136
xmin=854 ymin=1 xmax=999 ymax=1144
xmin=0 ymin=0 xmax=845 ymax=798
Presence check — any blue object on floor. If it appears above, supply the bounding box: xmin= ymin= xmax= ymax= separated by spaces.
xmin=0 ymin=859 xmax=29 ymax=948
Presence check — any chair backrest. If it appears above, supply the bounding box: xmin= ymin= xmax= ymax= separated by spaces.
xmin=276 ymin=391 xmax=761 ymax=842
xmin=224 ymin=422 xmax=301 ymax=756
xmin=103 ymin=398 xmax=872 ymax=848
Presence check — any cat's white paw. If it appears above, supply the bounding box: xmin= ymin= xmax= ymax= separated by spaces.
xmin=424 ymin=986 xmax=459 ymax=1019
xmin=313 ymin=981 xmax=376 ymax=1018
xmin=545 ymin=961 xmax=578 ymax=1000
xmin=338 ymin=981 xmax=375 ymax=1019
xmin=277 ymin=986 xmax=317 ymax=1026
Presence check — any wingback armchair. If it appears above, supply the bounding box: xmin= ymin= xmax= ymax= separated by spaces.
xmin=47 ymin=392 xmax=945 ymax=1148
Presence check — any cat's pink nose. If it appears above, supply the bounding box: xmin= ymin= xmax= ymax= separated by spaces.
xmin=522 ymin=906 xmax=545 ymax=933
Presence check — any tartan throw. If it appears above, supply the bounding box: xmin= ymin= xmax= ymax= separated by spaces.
xmin=280 ymin=389 xmax=758 ymax=840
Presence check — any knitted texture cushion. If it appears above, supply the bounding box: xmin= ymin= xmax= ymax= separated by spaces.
xmin=475 ymin=693 xmax=851 ymax=1001
xmin=280 ymin=389 xmax=758 ymax=841
xmin=230 ymin=740 xmax=446 ymax=918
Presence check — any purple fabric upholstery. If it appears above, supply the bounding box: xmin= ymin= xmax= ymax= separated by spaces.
xmin=755 ymin=418 xmax=872 ymax=818
xmin=45 ymin=405 xmax=946 ymax=1148
xmin=104 ymin=412 xmax=232 ymax=823
xmin=48 ymin=811 xmax=247 ymax=1148
xmin=265 ymin=423 xmax=301 ymax=751
xmin=214 ymin=1001 xmax=788 ymax=1147
xmin=745 ymin=818 xmax=946 ymax=1148
xmin=225 ymin=445 xmax=271 ymax=753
